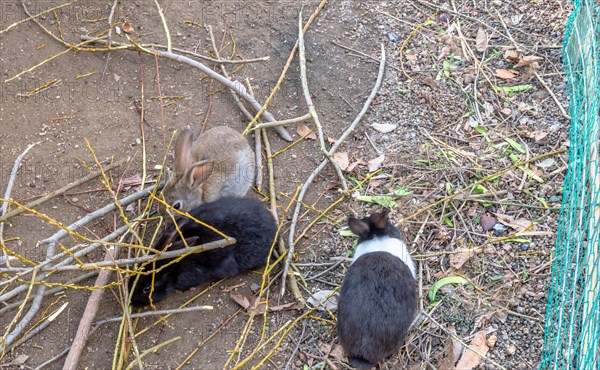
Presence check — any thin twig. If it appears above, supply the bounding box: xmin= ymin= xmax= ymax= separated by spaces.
xmin=492 ymin=9 xmax=569 ymax=120
xmin=298 ymin=11 xmax=347 ymax=192
xmin=260 ymin=129 xmax=303 ymax=302
xmin=62 ymin=243 xmax=125 ymax=370
xmin=1 ymin=142 xmax=39 ymax=267
xmin=0 ymin=224 xmax=129 ymax=295
xmin=534 ymin=71 xmax=570 ymax=120
xmin=153 ymin=0 xmax=172 ymax=52
xmin=95 ymin=305 xmax=214 ymax=328
xmin=241 ymin=0 xmax=328 ymax=136
xmin=242 ymin=78 xmax=265 ymax=191
xmin=0 ymin=186 xmax=154 ymax=351
xmin=81 ymin=36 xmax=293 ymax=142
xmin=250 ymin=113 xmax=313 ymax=130
xmin=0 ymin=1 xmax=75 ymax=36
xmin=400 ymin=149 xmax=566 ymax=222
xmin=33 ymin=347 xmax=70 ymax=370
xmin=0 ymin=237 xmax=236 ymax=273
xmin=284 ymin=320 xmax=307 ymax=370
xmin=100 ymin=0 xmax=119 ymax=80
xmin=282 ymin=44 xmax=386 ymax=295
xmin=0 ymin=272 xmax=97 ymax=316
xmin=0 ymin=158 xmax=128 ymax=223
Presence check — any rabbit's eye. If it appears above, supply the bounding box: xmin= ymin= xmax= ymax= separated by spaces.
xmin=172 ymin=201 xmax=182 ymax=210
xmin=143 ymin=286 xmax=150 ymax=294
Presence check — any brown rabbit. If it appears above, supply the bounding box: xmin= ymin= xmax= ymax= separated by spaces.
xmin=160 ymin=126 xmax=255 ymax=216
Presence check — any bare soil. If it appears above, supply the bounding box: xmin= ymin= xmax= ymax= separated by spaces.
xmin=0 ymin=0 xmax=571 ymax=369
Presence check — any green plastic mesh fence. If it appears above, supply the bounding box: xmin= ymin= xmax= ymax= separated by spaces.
xmin=540 ymin=0 xmax=600 ymax=369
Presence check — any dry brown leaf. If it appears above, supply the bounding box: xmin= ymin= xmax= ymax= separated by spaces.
xmin=333 ymin=152 xmax=350 ymax=171
xmin=122 ymin=173 xmax=142 ymax=185
xmin=231 ymin=294 xmax=267 ymax=314
xmin=346 ymin=158 xmax=366 ymax=173
xmin=521 ymin=129 xmax=548 ymax=142
xmin=454 ymin=330 xmax=490 ymax=369
xmin=330 ymin=344 xmax=345 ymax=361
xmin=270 ymin=301 xmax=304 ymax=312
xmin=297 ymin=124 xmax=317 ymax=140
xmin=369 ymin=179 xmax=383 ymax=188
xmin=515 ymin=55 xmax=544 ymax=68
xmin=495 ymin=69 xmax=519 ymax=79
xmin=494 ymin=212 xmax=533 ymax=231
xmin=371 ymin=123 xmax=398 ymax=133
xmin=122 ymin=21 xmax=134 ymax=34
xmin=437 ymin=325 xmax=462 ymax=369
xmin=422 ymin=76 xmax=438 ymax=89
xmin=504 ymin=50 xmax=520 ymax=62
xmin=475 ymin=27 xmax=488 ymax=52
xmin=231 ymin=293 xmax=302 ymax=315
xmin=450 ymin=249 xmax=475 ymax=270
xmin=231 ymin=293 xmax=252 ymax=309
xmin=367 ymin=154 xmax=385 ymax=172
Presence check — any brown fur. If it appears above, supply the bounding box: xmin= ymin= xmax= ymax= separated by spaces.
xmin=160 ymin=126 xmax=255 ymax=217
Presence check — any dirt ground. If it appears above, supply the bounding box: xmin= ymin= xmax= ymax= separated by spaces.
xmin=0 ymin=0 xmax=571 ymax=369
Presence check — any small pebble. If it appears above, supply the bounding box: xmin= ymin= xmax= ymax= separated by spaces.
xmin=486 ymin=333 xmax=498 ymax=348
xmin=549 ymin=195 xmax=561 ymax=202
xmin=387 ymin=32 xmax=399 ymax=42
xmin=492 ymin=223 xmax=507 ymax=237
xmin=506 ymin=344 xmax=517 ymax=356
xmin=520 ymin=244 xmax=529 ymax=251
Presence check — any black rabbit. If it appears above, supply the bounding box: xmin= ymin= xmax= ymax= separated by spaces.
xmin=337 ymin=209 xmax=417 ymax=369
xmin=130 ymin=197 xmax=277 ymax=307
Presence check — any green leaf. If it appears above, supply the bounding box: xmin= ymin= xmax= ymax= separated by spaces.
xmin=443 ymin=60 xmax=451 ymax=78
xmin=503 ymin=136 xmax=526 ymax=154
xmin=443 ymin=217 xmax=454 ymax=227
xmin=428 ymin=276 xmax=471 ymax=302
xmin=355 ymin=195 xmax=397 ymax=208
xmin=474 ymin=125 xmax=488 ymax=135
xmin=347 ymin=176 xmax=362 ymax=188
xmin=473 ymin=183 xmax=488 ymax=194
xmin=506 ymin=238 xmax=531 ymax=243
xmin=495 ymin=84 xmax=533 ymax=93
xmin=509 ymin=154 xmax=544 ymax=183
xmin=339 ymin=229 xmax=357 ymax=237
xmin=394 ymin=187 xmax=412 ymax=196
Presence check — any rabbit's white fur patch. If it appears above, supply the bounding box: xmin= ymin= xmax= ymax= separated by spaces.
xmin=352 ymin=237 xmax=416 ymax=279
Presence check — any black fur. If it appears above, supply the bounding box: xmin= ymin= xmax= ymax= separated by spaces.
xmin=337 ymin=210 xmax=417 ymax=369
xmin=130 ymin=197 xmax=277 ymax=307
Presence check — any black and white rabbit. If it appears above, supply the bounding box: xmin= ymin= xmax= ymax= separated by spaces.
xmin=337 ymin=209 xmax=417 ymax=369
xmin=130 ymin=197 xmax=277 ymax=307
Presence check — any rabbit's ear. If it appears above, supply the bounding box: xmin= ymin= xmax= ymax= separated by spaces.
xmin=173 ymin=128 xmax=194 ymax=175
xmin=185 ymin=161 xmax=214 ymax=189
xmin=348 ymin=216 xmax=370 ymax=235
xmin=371 ymin=209 xmax=390 ymax=230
